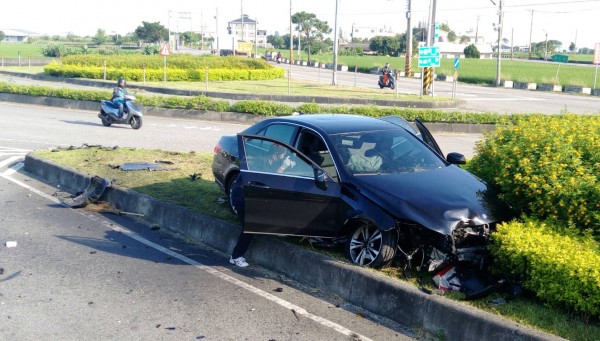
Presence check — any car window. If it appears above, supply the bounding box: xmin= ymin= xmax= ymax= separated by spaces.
xmin=259 ymin=124 xmax=297 ymax=145
xmin=331 ymin=129 xmax=445 ymax=175
xmin=297 ymin=130 xmax=339 ymax=182
xmin=243 ymin=137 xmax=313 ymax=177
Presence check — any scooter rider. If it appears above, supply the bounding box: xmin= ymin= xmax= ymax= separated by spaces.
xmin=381 ymin=63 xmax=392 ymax=85
xmin=112 ymin=78 xmax=127 ymax=117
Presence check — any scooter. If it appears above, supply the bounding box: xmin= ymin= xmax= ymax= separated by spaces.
xmin=98 ymin=95 xmax=143 ymax=129
xmin=378 ymin=72 xmax=395 ymax=89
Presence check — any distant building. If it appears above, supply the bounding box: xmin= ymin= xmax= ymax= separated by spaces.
xmin=350 ymin=25 xmax=397 ymax=40
xmin=227 ymin=14 xmax=266 ymax=47
xmin=0 ymin=29 xmax=39 ymax=42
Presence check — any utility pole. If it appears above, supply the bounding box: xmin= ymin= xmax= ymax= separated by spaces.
xmin=288 ymin=0 xmax=292 ymax=94
xmin=405 ymin=0 xmax=413 ymax=77
xmin=215 ymin=8 xmax=219 ymax=51
xmin=528 ymin=10 xmax=534 ymax=60
xmin=332 ymin=0 xmax=339 ymax=85
xmin=494 ymin=0 xmax=503 ymax=86
xmin=544 ymin=31 xmax=548 ymax=61
xmin=475 ymin=16 xmax=480 ymax=44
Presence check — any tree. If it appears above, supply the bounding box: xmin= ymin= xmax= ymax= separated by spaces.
xmin=267 ymin=34 xmax=285 ymax=49
xmin=569 ymin=42 xmax=576 ymax=53
xmin=291 ymin=11 xmax=331 ymax=62
xmin=0 ymin=31 xmax=6 ymax=41
xmin=180 ymin=31 xmax=201 ymax=46
xmin=459 ymin=35 xmax=471 ymax=44
xmin=447 ymin=31 xmax=457 ymax=43
xmin=92 ymin=29 xmax=108 ymax=45
xmin=135 ymin=21 xmax=168 ymax=43
xmin=464 ymin=44 xmax=480 ymax=58
xmin=369 ymin=36 xmax=400 ymax=56
xmin=440 ymin=23 xmax=451 ymax=32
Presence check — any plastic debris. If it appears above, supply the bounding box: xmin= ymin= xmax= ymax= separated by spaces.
xmin=433 ymin=265 xmax=462 ymax=292
xmin=61 ymin=176 xmax=111 ymax=208
xmin=5 ymin=241 xmax=17 ymax=248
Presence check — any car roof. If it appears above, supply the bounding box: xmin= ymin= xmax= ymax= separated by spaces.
xmin=261 ymin=114 xmax=399 ymax=135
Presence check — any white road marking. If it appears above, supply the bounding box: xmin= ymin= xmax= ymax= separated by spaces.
xmin=0 ymin=155 xmax=24 ymax=169
xmin=2 ymin=161 xmax=24 ymax=176
xmin=1 ymin=171 xmax=374 ymax=341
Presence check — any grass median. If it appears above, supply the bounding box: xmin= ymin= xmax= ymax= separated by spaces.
xmin=34 ymin=145 xmax=599 ymax=341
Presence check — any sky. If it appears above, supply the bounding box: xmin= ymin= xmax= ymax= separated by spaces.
xmin=1 ymin=0 xmax=599 ymax=50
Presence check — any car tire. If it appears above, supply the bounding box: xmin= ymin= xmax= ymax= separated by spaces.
xmin=226 ymin=172 xmax=240 ymax=215
xmin=345 ymin=222 xmax=396 ymax=268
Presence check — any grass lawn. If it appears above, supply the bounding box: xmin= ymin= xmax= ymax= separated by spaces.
xmin=0 ymin=43 xmax=47 ymax=58
xmin=34 ymin=146 xmax=600 ymax=341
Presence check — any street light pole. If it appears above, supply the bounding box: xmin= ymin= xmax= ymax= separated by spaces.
xmin=288 ymin=0 xmax=292 ymax=94
xmin=528 ymin=10 xmax=534 ymax=59
xmin=544 ymin=32 xmax=548 ymax=61
xmin=332 ymin=0 xmax=339 ymax=85
xmin=405 ymin=0 xmax=413 ymax=77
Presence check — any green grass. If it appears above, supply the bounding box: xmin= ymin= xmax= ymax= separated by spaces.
xmin=0 ymin=43 xmax=46 ymax=58
xmin=33 ymin=146 xmax=600 ymax=341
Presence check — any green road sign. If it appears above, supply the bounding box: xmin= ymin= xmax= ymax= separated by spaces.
xmin=418 ymin=46 xmax=441 ymax=67
xmin=551 ymin=54 xmax=568 ymax=63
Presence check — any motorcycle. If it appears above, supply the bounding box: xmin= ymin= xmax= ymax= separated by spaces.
xmin=378 ymin=72 xmax=395 ymax=89
xmin=98 ymin=95 xmax=143 ymax=129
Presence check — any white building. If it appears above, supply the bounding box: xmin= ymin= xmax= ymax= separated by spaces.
xmin=227 ymin=14 xmax=266 ymax=46
xmin=350 ymin=25 xmax=398 ymax=40
xmin=0 ymin=29 xmax=38 ymax=42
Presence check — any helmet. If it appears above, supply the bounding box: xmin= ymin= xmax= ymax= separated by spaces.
xmin=117 ymin=78 xmax=126 ymax=86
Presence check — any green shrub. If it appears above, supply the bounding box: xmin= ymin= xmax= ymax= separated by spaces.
xmin=43 ymin=62 xmax=285 ymax=82
xmin=490 ymin=219 xmax=600 ymax=317
xmin=230 ymin=100 xmax=294 ymax=116
xmin=467 ymin=114 xmax=600 ymax=236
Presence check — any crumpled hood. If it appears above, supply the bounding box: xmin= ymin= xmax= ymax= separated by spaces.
xmin=351 ymin=165 xmax=495 ymax=235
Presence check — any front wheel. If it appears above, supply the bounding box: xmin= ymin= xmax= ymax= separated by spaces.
xmin=130 ymin=116 xmax=143 ymax=129
xmin=345 ymin=222 xmax=397 ymax=268
xmin=101 ymin=119 xmax=112 ymax=127
xmin=226 ymin=172 xmax=240 ymax=216
xmin=391 ymin=82 xmax=395 ymax=90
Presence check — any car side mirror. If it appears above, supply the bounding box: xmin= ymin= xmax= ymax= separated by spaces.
xmin=446 ymin=152 xmax=466 ymax=165
xmin=314 ymin=168 xmax=328 ymax=190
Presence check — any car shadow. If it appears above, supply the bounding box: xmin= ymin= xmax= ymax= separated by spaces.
xmin=60 ymin=120 xmax=128 ymax=128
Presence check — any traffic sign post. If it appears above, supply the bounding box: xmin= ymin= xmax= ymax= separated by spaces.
xmin=594 ymin=43 xmax=600 ymax=89
xmin=419 ymin=47 xmax=440 ymax=96
xmin=160 ymin=42 xmax=170 ymax=82
xmin=452 ymin=57 xmax=459 ymax=99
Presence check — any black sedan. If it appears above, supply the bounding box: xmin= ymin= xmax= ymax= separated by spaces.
xmin=212 ymin=114 xmax=498 ymax=269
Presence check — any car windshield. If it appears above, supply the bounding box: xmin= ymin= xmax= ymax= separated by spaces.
xmin=330 ymin=128 xmax=446 ymax=175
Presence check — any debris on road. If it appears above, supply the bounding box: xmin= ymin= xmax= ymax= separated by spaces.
xmin=84 ymin=201 xmax=144 ymax=217
xmin=61 ymin=175 xmax=111 ymax=208
xmin=5 ymin=241 xmax=17 ymax=248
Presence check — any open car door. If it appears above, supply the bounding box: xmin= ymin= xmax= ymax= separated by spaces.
xmin=414 ymin=119 xmax=444 ymax=157
xmin=237 ymin=134 xmax=345 ymax=238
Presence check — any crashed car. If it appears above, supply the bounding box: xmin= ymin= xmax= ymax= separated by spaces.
xmin=212 ymin=114 xmax=500 ymax=269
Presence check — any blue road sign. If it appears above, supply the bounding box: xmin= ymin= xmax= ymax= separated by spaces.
xmin=454 ymin=57 xmax=460 ymax=69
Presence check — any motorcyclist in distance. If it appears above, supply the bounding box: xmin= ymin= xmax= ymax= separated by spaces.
xmin=381 ymin=63 xmax=392 ymax=86
xmin=112 ymin=78 xmax=127 ymax=117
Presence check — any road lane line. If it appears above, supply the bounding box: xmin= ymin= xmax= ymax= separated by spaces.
xmin=2 ymin=162 xmax=23 ymax=176
xmin=0 ymin=156 xmax=24 ymax=169
xmin=1 ymin=172 xmax=375 ymax=341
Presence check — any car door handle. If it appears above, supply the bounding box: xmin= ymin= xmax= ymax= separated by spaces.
xmin=248 ymin=181 xmax=270 ymax=190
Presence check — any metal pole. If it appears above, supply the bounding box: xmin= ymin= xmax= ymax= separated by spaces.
xmin=405 ymin=0 xmax=413 ymax=77
xmin=215 ymin=8 xmax=219 ymax=51
xmin=544 ymin=32 xmax=548 ymax=61
xmin=241 ymin=0 xmax=244 ymax=42
xmin=332 ymin=0 xmax=339 ymax=85
xmin=528 ymin=10 xmax=534 ymax=60
xmin=594 ymin=65 xmax=598 ymax=90
xmin=163 ymin=56 xmax=167 ymax=82
xmin=288 ymin=0 xmax=292 ymax=94
xmin=495 ymin=0 xmax=503 ymax=87
xmin=255 ymin=18 xmax=258 ymax=57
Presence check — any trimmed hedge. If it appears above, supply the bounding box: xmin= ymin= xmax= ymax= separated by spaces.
xmin=0 ymin=81 xmax=520 ymax=124
xmin=490 ymin=219 xmax=600 ymax=317
xmin=44 ymin=62 xmax=285 ymax=82
xmin=468 ymin=114 xmax=600 ymax=236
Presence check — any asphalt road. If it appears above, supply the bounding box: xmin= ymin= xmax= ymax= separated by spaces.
xmin=0 ymin=103 xmax=433 ymax=340
xmin=281 ymin=63 xmax=600 ymax=114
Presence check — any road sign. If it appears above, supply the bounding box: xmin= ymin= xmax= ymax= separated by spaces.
xmin=551 ymin=54 xmax=568 ymax=63
xmin=159 ymin=43 xmax=170 ymax=56
xmin=594 ymin=43 xmax=600 ymax=65
xmin=418 ymin=46 xmax=440 ymax=68
xmin=454 ymin=57 xmax=460 ymax=69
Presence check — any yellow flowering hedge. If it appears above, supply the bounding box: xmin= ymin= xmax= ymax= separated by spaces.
xmin=489 ymin=220 xmax=600 ymax=317
xmin=44 ymin=62 xmax=285 ymax=82
xmin=468 ymin=114 xmax=600 ymax=236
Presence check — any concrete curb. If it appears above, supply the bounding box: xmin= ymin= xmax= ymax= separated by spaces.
xmin=24 ymin=153 xmax=564 ymax=341
xmin=0 ymin=70 xmax=461 ymax=109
